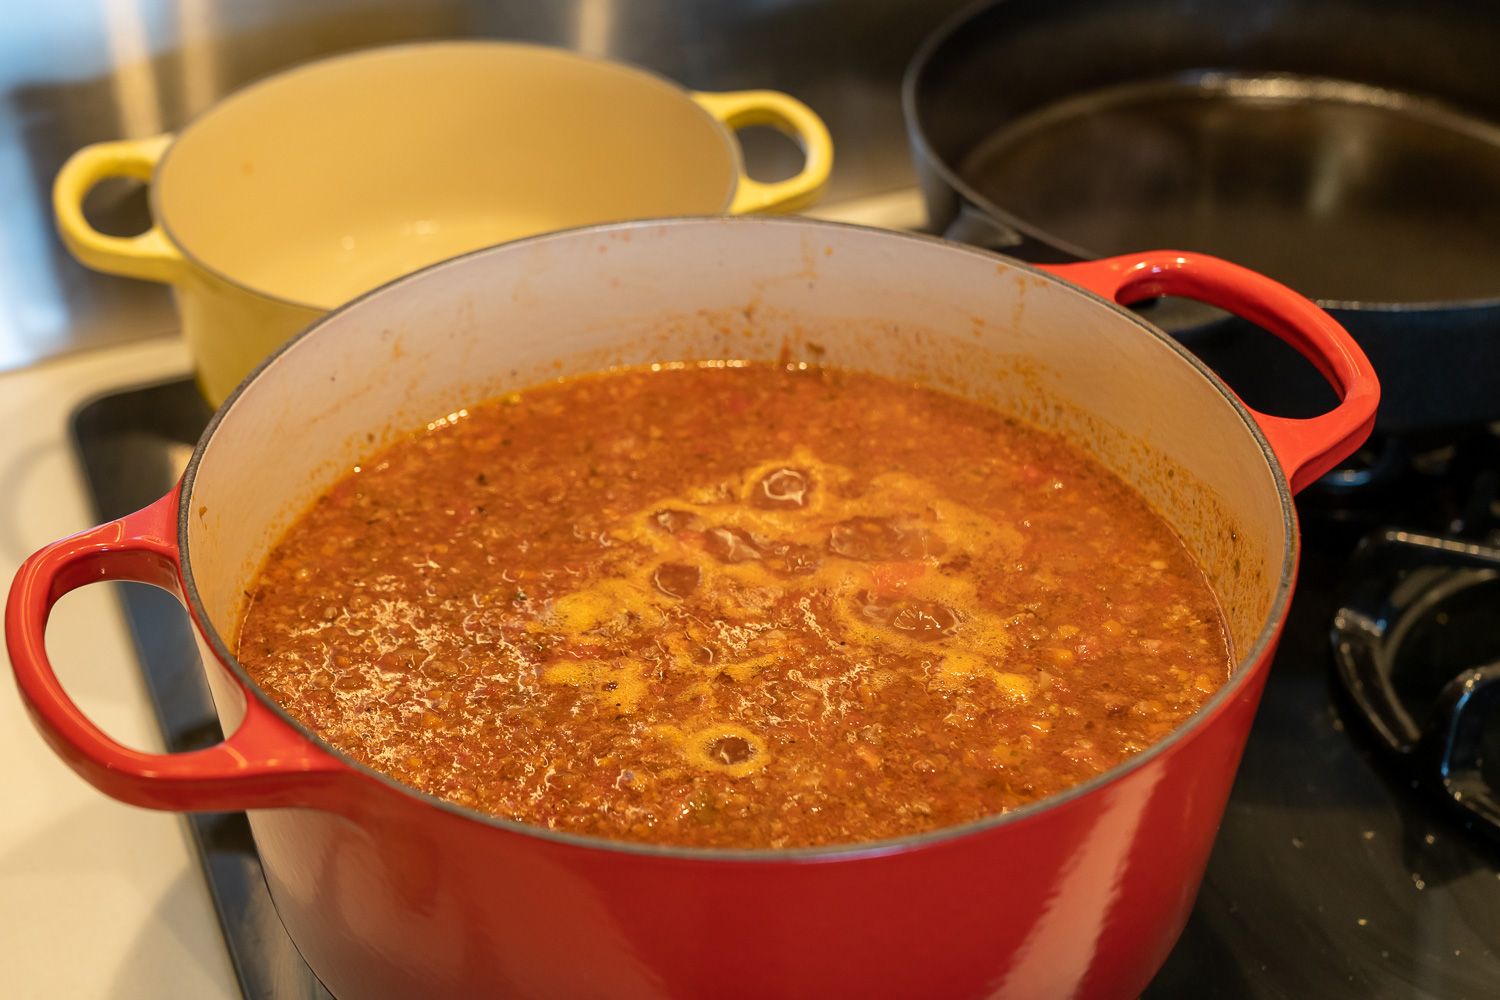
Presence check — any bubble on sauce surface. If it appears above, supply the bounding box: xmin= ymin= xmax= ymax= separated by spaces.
xmin=652 ymin=562 xmax=701 ymax=599
xmin=653 ymin=508 xmax=703 ymax=533
xmin=751 ymin=467 xmax=812 ymax=510
xmin=709 ymin=734 xmax=755 ymax=765
xmin=828 ymin=516 xmax=943 ymax=561
xmin=704 ymin=526 xmax=763 ymax=563
xmin=763 ymin=540 xmax=822 ymax=576
xmin=859 ymin=592 xmax=960 ymax=639
xmin=676 ymin=725 xmax=768 ymax=776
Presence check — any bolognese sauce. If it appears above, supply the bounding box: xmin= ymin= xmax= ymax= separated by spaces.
xmin=236 ymin=362 xmax=1232 ymax=848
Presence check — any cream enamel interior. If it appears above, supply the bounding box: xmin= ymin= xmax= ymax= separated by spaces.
xmin=155 ymin=42 xmax=739 ymax=310
xmin=184 ymin=220 xmax=1289 ymax=722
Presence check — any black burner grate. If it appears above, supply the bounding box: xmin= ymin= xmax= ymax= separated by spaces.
xmin=1332 ymin=426 xmax=1500 ymax=841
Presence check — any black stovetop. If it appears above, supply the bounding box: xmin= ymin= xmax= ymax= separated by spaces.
xmin=72 ymin=379 xmax=1499 ymax=1000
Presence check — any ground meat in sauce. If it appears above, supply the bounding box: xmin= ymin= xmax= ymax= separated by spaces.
xmin=236 ymin=362 xmax=1233 ymax=849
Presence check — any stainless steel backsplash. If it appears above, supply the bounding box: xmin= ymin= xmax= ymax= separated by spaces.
xmin=0 ymin=0 xmax=968 ymax=371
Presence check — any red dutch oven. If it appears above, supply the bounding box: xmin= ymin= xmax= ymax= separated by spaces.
xmin=7 ymin=218 xmax=1376 ymax=999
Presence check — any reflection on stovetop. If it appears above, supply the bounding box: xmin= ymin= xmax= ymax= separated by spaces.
xmin=1308 ymin=425 xmax=1500 ymax=543
xmin=72 ymin=380 xmax=1498 ymax=999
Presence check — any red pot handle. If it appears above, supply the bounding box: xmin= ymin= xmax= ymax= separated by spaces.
xmin=5 ymin=488 xmax=348 ymax=811
xmin=1044 ymin=252 xmax=1380 ymax=494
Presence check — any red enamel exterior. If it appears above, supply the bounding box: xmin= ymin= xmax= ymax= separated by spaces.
xmin=1048 ymin=252 xmax=1379 ymax=493
xmin=6 ymin=245 xmax=1378 ymax=999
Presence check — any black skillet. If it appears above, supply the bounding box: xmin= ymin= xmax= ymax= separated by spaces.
xmin=904 ymin=0 xmax=1500 ymax=434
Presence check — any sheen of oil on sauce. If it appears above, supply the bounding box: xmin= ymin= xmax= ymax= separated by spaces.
xmin=236 ymin=362 xmax=1233 ymax=849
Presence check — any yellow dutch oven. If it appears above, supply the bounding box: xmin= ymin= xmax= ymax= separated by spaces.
xmin=54 ymin=41 xmax=833 ymax=404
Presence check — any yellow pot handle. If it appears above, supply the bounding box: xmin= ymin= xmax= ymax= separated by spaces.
xmin=691 ymin=90 xmax=834 ymax=215
xmin=53 ymin=134 xmax=183 ymax=283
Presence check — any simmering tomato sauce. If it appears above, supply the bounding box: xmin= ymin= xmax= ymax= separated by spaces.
xmin=237 ymin=363 xmax=1232 ymax=848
